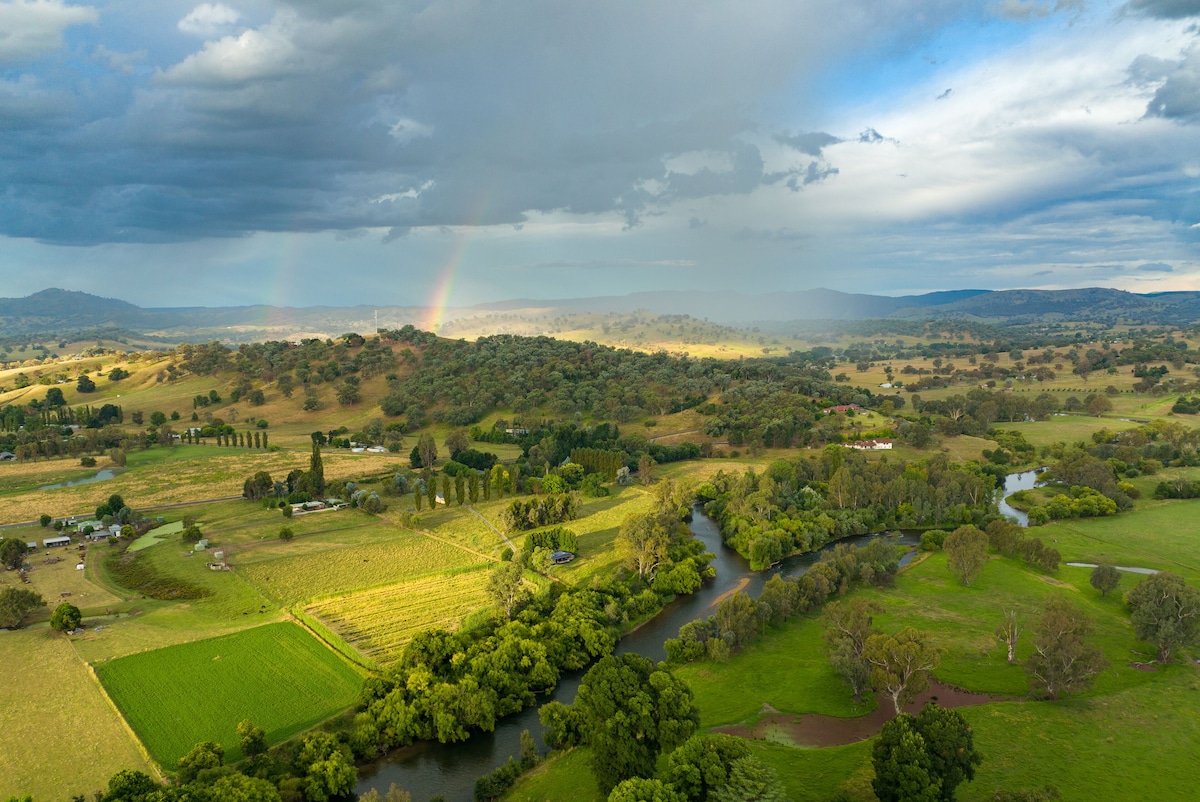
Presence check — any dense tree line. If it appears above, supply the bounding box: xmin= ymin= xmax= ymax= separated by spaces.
xmin=665 ymin=539 xmax=903 ymax=664
xmin=703 ymin=451 xmax=996 ymax=569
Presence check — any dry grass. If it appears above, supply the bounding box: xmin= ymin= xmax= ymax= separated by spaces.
xmin=305 ymin=567 xmax=493 ymax=664
xmin=0 ymin=629 xmax=155 ymax=801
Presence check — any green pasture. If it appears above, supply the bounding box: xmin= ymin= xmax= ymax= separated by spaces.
xmin=236 ymin=526 xmax=480 ymax=606
xmin=95 ymin=622 xmax=362 ymax=767
xmin=1036 ymin=497 xmax=1200 ymax=576
xmin=516 ymin=501 xmax=1200 ymax=802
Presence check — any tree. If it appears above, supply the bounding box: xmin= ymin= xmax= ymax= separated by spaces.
xmin=944 ymin=525 xmax=989 ymax=587
xmin=1085 ymin=394 xmax=1113 ymax=417
xmin=638 ymin=454 xmax=657 ymax=485
xmin=357 ymin=785 xmax=411 ymax=802
xmin=305 ymin=442 xmax=326 ymax=497
xmin=45 ymin=387 xmax=66 ymax=407
xmin=279 ymin=527 xmax=294 ymax=541
xmin=39 ymin=513 xmax=52 ymax=527
xmin=446 ymin=428 xmax=470 ymax=455
xmin=1089 ymin=564 xmax=1120 ymax=598
xmin=418 ymin=433 xmax=438 ymax=468
xmin=0 ymin=587 xmax=45 ymax=628
xmin=913 ymin=702 xmax=982 ymax=802
xmin=243 ymin=470 xmax=274 ymax=500
xmin=616 ymin=512 xmax=670 ymax=582
xmin=710 ymin=757 xmax=787 ymax=802
xmin=1025 ymin=597 xmax=1107 ymax=699
xmin=665 ymin=734 xmax=751 ymax=801
xmin=1126 ymin=571 xmax=1200 ymax=663
xmin=995 ymin=609 xmax=1022 ymax=663
xmin=50 ymin=602 xmax=82 ymax=633
xmin=297 ymin=732 xmax=357 ymax=802
xmin=608 ymin=778 xmax=685 ymax=802
xmin=177 ymin=740 xmax=224 ymax=784
xmin=209 ymin=773 xmax=283 ymax=802
xmin=864 ymin=627 xmax=939 ymax=715
xmin=0 ymin=538 xmax=28 ymax=570
xmin=237 ymin=719 xmax=267 ymax=758
xmin=487 ymin=561 xmax=528 ymax=619
xmin=872 ymin=715 xmax=941 ymax=802
xmin=822 ymin=598 xmax=881 ymax=702
xmin=100 ymin=769 xmax=158 ymax=802
xmin=575 ymin=653 xmax=699 ymax=793
xmin=76 ymin=375 xmax=96 ymax=393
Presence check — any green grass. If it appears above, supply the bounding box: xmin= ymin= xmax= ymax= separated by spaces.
xmin=1036 ymin=497 xmax=1200 ymax=576
xmin=95 ymin=622 xmax=363 ymax=767
xmin=128 ymin=520 xmax=185 ymax=552
xmin=0 ymin=629 xmax=155 ymax=801
xmin=504 ymin=747 xmax=604 ymax=802
xmin=237 ymin=527 xmax=482 ymax=605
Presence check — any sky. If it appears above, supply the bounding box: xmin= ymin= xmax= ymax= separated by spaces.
xmin=1 ymin=0 xmax=1199 ymax=309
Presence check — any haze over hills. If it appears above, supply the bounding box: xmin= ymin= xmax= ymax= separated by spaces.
xmin=5 ymin=286 xmax=1200 ymax=343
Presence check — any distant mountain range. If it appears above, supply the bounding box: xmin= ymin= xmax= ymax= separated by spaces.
xmin=4 ymin=286 xmax=1200 ymax=342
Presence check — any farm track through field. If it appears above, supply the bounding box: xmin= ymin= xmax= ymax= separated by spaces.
xmin=467 ymin=506 xmax=516 ymax=552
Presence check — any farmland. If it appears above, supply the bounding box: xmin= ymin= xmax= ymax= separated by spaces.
xmin=305 ymin=566 xmax=493 ymax=664
xmin=0 ymin=629 xmax=154 ymax=802
xmin=95 ymin=622 xmax=363 ymax=766
xmin=237 ymin=528 xmax=486 ymax=606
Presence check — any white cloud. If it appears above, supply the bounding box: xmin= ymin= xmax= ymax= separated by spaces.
xmin=163 ymin=13 xmax=303 ymax=86
xmin=0 ymin=0 xmax=97 ymax=65
xmin=389 ymin=117 xmax=433 ymax=143
xmin=177 ymin=3 xmax=241 ymax=38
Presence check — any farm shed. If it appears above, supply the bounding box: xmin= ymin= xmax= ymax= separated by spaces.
xmin=43 ymin=536 xmax=72 ymax=548
xmin=550 ymin=551 xmax=575 ymax=565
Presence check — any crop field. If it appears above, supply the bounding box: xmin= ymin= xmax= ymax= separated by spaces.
xmin=0 ymin=629 xmax=154 ymax=802
xmin=237 ymin=530 xmax=483 ymax=605
xmin=95 ymin=622 xmax=362 ymax=766
xmin=305 ymin=566 xmax=493 ymax=664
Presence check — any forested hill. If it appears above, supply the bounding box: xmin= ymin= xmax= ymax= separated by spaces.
xmin=5 ymin=285 xmax=1200 ymax=341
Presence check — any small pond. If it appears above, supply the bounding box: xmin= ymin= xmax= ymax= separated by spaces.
xmin=38 ymin=468 xmax=118 ymax=490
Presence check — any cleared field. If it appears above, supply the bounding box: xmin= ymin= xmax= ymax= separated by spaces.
xmin=306 ymin=566 xmax=492 ymax=664
xmin=237 ymin=530 xmax=482 ymax=605
xmin=0 ymin=629 xmax=154 ymax=801
xmin=0 ymin=446 xmax=406 ymax=524
xmin=95 ymin=622 xmax=362 ymax=766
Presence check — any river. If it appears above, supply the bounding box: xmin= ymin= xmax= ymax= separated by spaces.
xmin=997 ymin=468 xmax=1042 ymax=527
xmin=355 ymin=510 xmax=920 ymax=800
xmin=38 ymin=467 xmax=118 ymax=490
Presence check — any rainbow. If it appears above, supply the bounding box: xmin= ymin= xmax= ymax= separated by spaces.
xmin=421 ymin=197 xmax=492 ymax=332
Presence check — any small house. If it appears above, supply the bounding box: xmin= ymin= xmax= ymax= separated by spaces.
xmin=822 ymin=404 xmax=862 ymax=414
xmin=43 ymin=535 xmax=72 ymax=548
xmin=366 ymin=445 xmax=387 ymax=453
xmin=85 ymin=528 xmax=111 ymax=541
xmin=550 ymin=551 xmax=575 ymax=565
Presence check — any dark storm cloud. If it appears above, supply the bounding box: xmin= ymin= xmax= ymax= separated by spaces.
xmin=774 ymin=131 xmax=842 ymax=156
xmin=1138 ymin=44 xmax=1200 ymax=121
xmin=1124 ymin=0 xmax=1200 ymax=19
xmin=0 ymin=0 xmax=978 ymax=246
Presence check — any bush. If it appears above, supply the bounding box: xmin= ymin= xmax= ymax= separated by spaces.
xmin=279 ymin=527 xmax=294 ymax=542
xmin=919 ymin=530 xmax=947 ymax=551
xmin=80 ymin=456 xmax=97 ymax=467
